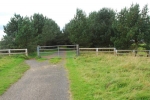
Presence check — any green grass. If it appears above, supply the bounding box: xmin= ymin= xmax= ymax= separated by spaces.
xmin=66 ymin=53 xmax=150 ymax=100
xmin=0 ymin=56 xmax=29 ymax=95
xmin=28 ymin=52 xmax=37 ymax=58
xmin=28 ymin=52 xmax=48 ymax=62
xmin=66 ymin=51 xmax=76 ymax=58
xmin=49 ymin=57 xmax=62 ymax=64
xmin=35 ymin=57 xmax=48 ymax=62
xmin=40 ymin=50 xmax=57 ymax=56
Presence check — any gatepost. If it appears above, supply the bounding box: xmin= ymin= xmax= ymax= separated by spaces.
xmin=37 ymin=45 xmax=40 ymax=57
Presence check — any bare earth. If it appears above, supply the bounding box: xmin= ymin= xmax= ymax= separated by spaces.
xmin=0 ymin=58 xmax=70 ymax=100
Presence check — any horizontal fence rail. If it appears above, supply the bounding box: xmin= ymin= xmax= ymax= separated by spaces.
xmin=37 ymin=45 xmax=79 ymax=57
xmin=116 ymin=50 xmax=150 ymax=57
xmin=79 ymin=48 xmax=150 ymax=57
xmin=79 ymin=48 xmax=116 ymax=54
xmin=116 ymin=50 xmax=134 ymax=56
xmin=0 ymin=49 xmax=28 ymax=56
xmin=79 ymin=48 xmax=115 ymax=50
xmin=37 ymin=45 xmax=150 ymax=57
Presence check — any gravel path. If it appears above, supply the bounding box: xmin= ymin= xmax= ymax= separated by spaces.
xmin=0 ymin=55 xmax=70 ymax=100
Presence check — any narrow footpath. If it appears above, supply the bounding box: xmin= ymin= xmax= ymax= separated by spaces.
xmin=0 ymin=58 xmax=70 ymax=100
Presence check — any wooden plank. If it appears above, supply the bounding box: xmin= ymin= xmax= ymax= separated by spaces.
xmin=117 ymin=53 xmax=132 ymax=54
xmin=117 ymin=50 xmax=132 ymax=51
xmin=10 ymin=49 xmax=27 ymax=51
xmin=0 ymin=50 xmax=9 ymax=51
xmin=37 ymin=52 xmax=53 ymax=53
xmin=40 ymin=46 xmax=57 ymax=48
xmin=10 ymin=53 xmax=26 ymax=54
xmin=80 ymin=48 xmax=115 ymax=50
xmin=98 ymin=51 xmax=114 ymax=52
xmin=40 ymin=49 xmax=57 ymax=50
xmin=0 ymin=53 xmax=9 ymax=54
xmin=0 ymin=49 xmax=28 ymax=56
xmin=40 ymin=45 xmax=76 ymax=48
xmin=135 ymin=50 xmax=149 ymax=52
xmin=0 ymin=53 xmax=25 ymax=55
xmin=79 ymin=48 xmax=96 ymax=50
xmin=57 ymin=45 xmax=76 ymax=46
xmin=98 ymin=48 xmax=115 ymax=50
xmin=59 ymin=48 xmax=76 ymax=50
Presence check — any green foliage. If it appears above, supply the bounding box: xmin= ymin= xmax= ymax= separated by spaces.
xmin=64 ymin=8 xmax=115 ymax=47
xmin=66 ymin=53 xmax=150 ymax=100
xmin=1 ymin=3 xmax=150 ymax=50
xmin=88 ymin=8 xmax=115 ymax=47
xmin=0 ymin=56 xmax=29 ymax=95
xmin=111 ymin=7 xmax=131 ymax=49
xmin=1 ymin=13 xmax=61 ymax=52
xmin=2 ymin=14 xmax=23 ymax=49
xmin=112 ymin=4 xmax=150 ymax=49
xmin=63 ymin=4 xmax=150 ymax=49
xmin=64 ymin=9 xmax=90 ymax=47
xmin=41 ymin=18 xmax=60 ymax=45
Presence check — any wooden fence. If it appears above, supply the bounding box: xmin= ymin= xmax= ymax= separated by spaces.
xmin=79 ymin=48 xmax=116 ymax=54
xmin=79 ymin=48 xmax=150 ymax=57
xmin=0 ymin=49 xmax=28 ymax=56
xmin=116 ymin=50 xmax=133 ymax=56
xmin=116 ymin=50 xmax=150 ymax=57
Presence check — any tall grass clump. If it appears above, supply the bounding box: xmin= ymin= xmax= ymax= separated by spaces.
xmin=66 ymin=53 xmax=150 ymax=100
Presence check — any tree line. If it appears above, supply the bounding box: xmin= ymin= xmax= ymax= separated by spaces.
xmin=0 ymin=4 xmax=150 ymax=52
xmin=0 ymin=13 xmax=65 ymax=52
xmin=64 ymin=4 xmax=150 ymax=49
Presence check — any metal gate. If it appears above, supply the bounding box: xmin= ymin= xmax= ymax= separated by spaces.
xmin=37 ymin=45 xmax=79 ymax=58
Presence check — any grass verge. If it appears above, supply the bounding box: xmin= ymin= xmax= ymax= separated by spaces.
xmin=40 ymin=50 xmax=57 ymax=56
xmin=49 ymin=57 xmax=62 ymax=64
xmin=66 ymin=53 xmax=150 ymax=100
xmin=0 ymin=56 xmax=29 ymax=95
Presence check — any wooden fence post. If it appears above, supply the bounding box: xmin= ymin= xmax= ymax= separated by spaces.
xmin=8 ymin=49 xmax=11 ymax=56
xmin=114 ymin=48 xmax=116 ymax=55
xmin=96 ymin=48 xmax=98 ymax=55
xmin=116 ymin=50 xmax=118 ymax=56
xmin=25 ymin=49 xmax=28 ymax=56
xmin=37 ymin=45 xmax=40 ymax=57
xmin=148 ymin=50 xmax=150 ymax=57
xmin=57 ymin=46 xmax=60 ymax=57
xmin=76 ymin=44 xmax=79 ymax=56
xmin=133 ymin=50 xmax=135 ymax=56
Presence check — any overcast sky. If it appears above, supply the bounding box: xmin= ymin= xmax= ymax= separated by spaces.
xmin=0 ymin=0 xmax=150 ymax=40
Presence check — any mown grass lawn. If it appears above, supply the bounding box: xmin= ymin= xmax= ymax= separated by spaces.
xmin=66 ymin=53 xmax=150 ymax=100
xmin=0 ymin=56 xmax=29 ymax=95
